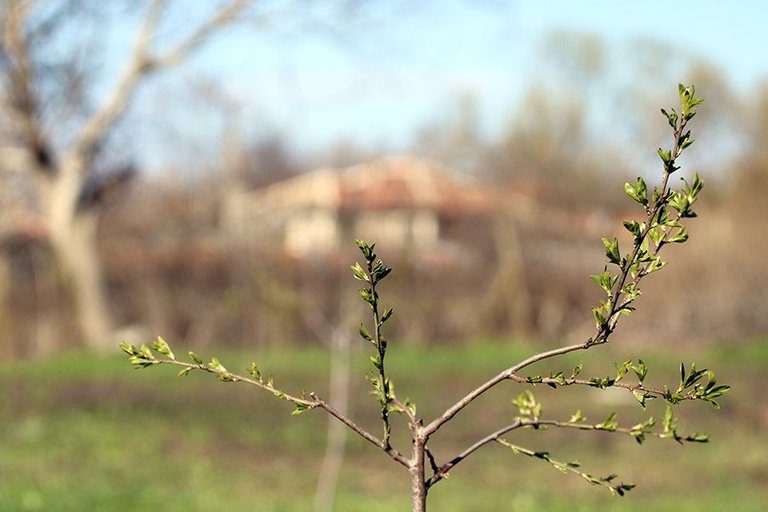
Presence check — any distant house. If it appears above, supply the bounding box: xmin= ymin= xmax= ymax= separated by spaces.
xmin=221 ymin=156 xmax=499 ymax=257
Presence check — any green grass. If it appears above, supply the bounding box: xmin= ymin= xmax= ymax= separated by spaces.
xmin=1 ymin=339 xmax=766 ymax=511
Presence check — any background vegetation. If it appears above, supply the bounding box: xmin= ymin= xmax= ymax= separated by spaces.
xmin=1 ymin=2 xmax=766 ymax=510
xmin=2 ymin=341 xmax=766 ymax=511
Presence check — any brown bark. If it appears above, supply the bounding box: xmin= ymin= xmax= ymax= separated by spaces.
xmin=410 ymin=434 xmax=427 ymax=512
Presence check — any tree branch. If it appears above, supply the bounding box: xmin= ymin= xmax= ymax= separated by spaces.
xmin=422 ymin=342 xmax=588 ymax=437
xmin=151 ymin=0 xmax=251 ymax=68
xmin=1 ymin=1 xmax=55 ymax=173
xmin=425 ymin=420 xmax=523 ymax=489
xmin=427 ymin=409 xmax=707 ymax=491
xmin=312 ymin=394 xmax=410 ymax=468
xmin=508 ymin=374 xmax=669 ymax=397
xmin=121 ymin=345 xmax=410 ymax=469
xmin=72 ymin=0 xmax=251 ymax=163
xmin=494 ymin=438 xmax=635 ymax=496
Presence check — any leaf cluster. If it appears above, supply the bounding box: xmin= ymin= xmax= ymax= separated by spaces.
xmin=663 ymin=362 xmax=731 ymax=409
xmin=351 ymin=240 xmax=405 ymax=446
xmin=588 ymin=85 xmax=706 ymax=344
xmin=120 ymin=337 xmax=314 ymax=415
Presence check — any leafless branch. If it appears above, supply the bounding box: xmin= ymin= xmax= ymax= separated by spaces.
xmin=1 ymin=1 xmax=55 ymax=173
xmin=426 ymin=420 xmax=524 ymax=489
xmin=423 ymin=341 xmax=589 ymax=437
xmin=425 ymin=447 xmax=439 ymax=476
xmin=152 ymin=0 xmax=251 ymax=67
xmin=73 ymin=0 xmax=251 ymax=163
xmin=312 ymin=394 xmax=410 ymax=468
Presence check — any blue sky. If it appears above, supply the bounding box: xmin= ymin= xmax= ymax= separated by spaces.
xmin=123 ymin=0 xmax=768 ymax=166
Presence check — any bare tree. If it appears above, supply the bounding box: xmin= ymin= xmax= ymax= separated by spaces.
xmin=0 ymin=0 xmax=251 ymax=350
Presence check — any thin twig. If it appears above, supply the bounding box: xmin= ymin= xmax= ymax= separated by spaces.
xmin=425 ymin=448 xmax=439 ymax=476
xmin=508 ymin=374 xmax=673 ymax=397
xmin=423 ymin=342 xmax=588 ymax=437
xmin=426 ymin=420 xmax=523 ymax=489
xmin=494 ymin=438 xmax=634 ymax=496
xmin=392 ymin=396 xmax=418 ymax=426
xmin=156 ymin=357 xmax=314 ymax=402
xmin=145 ymin=357 xmax=410 ymax=468
xmin=312 ymin=395 xmax=410 ymax=468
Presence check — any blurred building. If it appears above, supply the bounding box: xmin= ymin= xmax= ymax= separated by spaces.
xmin=221 ymin=156 xmax=499 ymax=259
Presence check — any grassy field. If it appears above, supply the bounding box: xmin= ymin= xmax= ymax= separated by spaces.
xmin=1 ymin=338 xmax=767 ymax=511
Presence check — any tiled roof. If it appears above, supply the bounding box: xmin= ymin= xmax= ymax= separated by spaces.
xmin=249 ymin=155 xmax=498 ymax=216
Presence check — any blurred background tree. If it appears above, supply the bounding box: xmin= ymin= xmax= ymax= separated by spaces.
xmin=0 ymin=1 xmax=765 ymax=357
xmin=0 ymin=0 xmax=251 ymax=353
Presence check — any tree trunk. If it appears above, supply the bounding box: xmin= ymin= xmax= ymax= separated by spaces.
xmin=484 ymin=218 xmax=532 ymax=336
xmin=3 ymin=0 xmax=251 ymax=353
xmin=313 ymin=323 xmax=352 ymax=512
xmin=49 ymin=210 xmax=113 ymax=350
xmin=42 ymin=159 xmax=113 ymax=351
xmin=411 ymin=436 xmax=427 ymax=512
